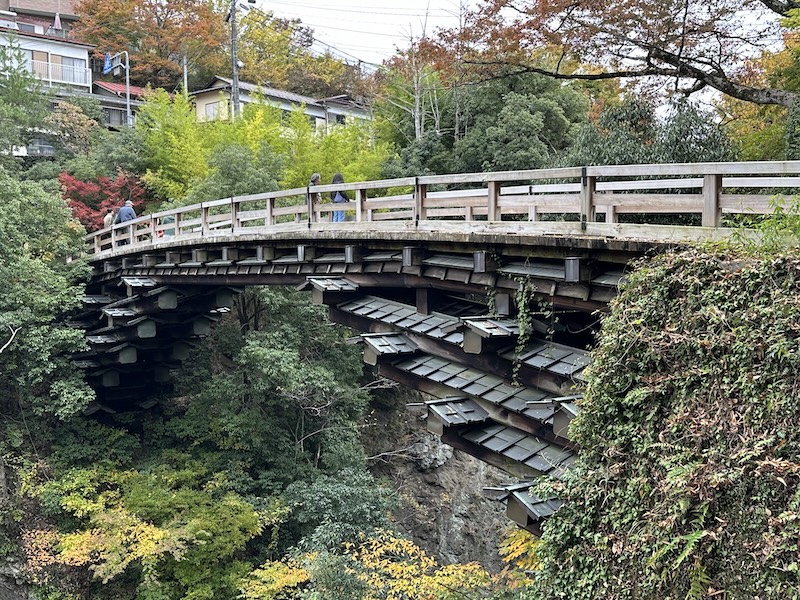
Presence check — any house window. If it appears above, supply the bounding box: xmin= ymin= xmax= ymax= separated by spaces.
xmin=17 ymin=23 xmax=35 ymax=33
xmin=21 ymin=49 xmax=49 ymax=79
xmin=103 ymin=107 xmax=126 ymax=127
xmin=205 ymin=101 xmax=220 ymax=120
xmin=54 ymin=56 xmax=88 ymax=85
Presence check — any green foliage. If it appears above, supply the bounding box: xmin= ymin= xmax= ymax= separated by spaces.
xmin=283 ymin=469 xmax=395 ymax=550
xmin=562 ymin=97 xmax=735 ymax=166
xmin=0 ymin=171 xmax=92 ymax=419
xmin=528 ymin=248 xmax=800 ymax=599
xmin=137 ymin=89 xmax=221 ymax=201
xmin=184 ymin=142 xmax=282 ymax=204
xmin=732 ymin=194 xmax=800 ymax=253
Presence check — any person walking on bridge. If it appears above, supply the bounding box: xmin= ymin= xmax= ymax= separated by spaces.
xmin=102 ymin=208 xmax=114 ymax=229
xmin=309 ymin=172 xmax=322 ymax=218
xmin=114 ymin=200 xmax=137 ymax=245
xmin=330 ymin=173 xmax=348 ymax=222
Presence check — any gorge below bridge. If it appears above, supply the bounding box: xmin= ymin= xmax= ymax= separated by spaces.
xmin=75 ymin=160 xmax=800 ymax=533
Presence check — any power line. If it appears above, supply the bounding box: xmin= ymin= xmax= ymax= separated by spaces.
xmin=265 ymin=0 xmax=458 ymax=17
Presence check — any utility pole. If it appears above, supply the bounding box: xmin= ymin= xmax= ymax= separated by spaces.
xmin=229 ymin=0 xmax=255 ymax=120
xmin=104 ymin=50 xmax=131 ymax=126
xmin=230 ymin=0 xmax=241 ymax=119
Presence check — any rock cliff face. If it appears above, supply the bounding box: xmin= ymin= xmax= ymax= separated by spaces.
xmin=363 ymin=388 xmax=510 ymax=571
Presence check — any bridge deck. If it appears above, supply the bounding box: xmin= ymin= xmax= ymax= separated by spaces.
xmin=84 ymin=160 xmax=800 ymax=259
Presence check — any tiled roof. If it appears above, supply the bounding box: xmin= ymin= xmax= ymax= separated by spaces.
xmin=427 ymin=397 xmax=489 ymax=426
xmin=204 ymin=77 xmax=320 ymax=107
xmin=306 ymin=277 xmax=358 ymax=292
xmin=361 ymin=332 xmax=417 ymax=356
xmin=337 ymin=296 xmax=466 ymax=344
xmin=393 ymin=353 xmax=558 ymax=421
xmin=462 ymin=317 xmax=520 ymax=338
xmin=94 ymin=81 xmax=148 ymax=98
xmin=500 ymin=341 xmax=591 ymax=378
xmin=460 ymin=421 xmax=575 ymax=476
xmin=484 ymin=482 xmax=564 ymax=519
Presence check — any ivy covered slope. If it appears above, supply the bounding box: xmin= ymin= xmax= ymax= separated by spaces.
xmin=531 ymin=248 xmax=800 ymax=599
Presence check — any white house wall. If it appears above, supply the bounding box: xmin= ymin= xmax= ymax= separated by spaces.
xmin=2 ymin=32 xmax=89 ymax=60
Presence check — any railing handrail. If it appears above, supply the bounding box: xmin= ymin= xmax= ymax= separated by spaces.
xmin=86 ymin=160 xmax=800 ymax=258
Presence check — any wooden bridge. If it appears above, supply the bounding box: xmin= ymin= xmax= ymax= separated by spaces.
xmin=78 ymin=160 xmax=800 ymax=532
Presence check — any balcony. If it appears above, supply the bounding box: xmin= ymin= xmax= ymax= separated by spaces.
xmin=29 ymin=59 xmax=90 ymax=90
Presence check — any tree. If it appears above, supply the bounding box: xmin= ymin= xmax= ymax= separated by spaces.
xmin=0 ymin=171 xmax=92 ymax=420
xmin=136 ymin=89 xmax=221 ymax=202
xmin=458 ymin=0 xmax=800 ymax=106
xmin=73 ymin=0 xmax=227 ymax=89
xmin=60 ymin=171 xmax=147 ymax=231
xmin=44 ymin=101 xmax=100 ymax=156
xmin=0 ymin=37 xmax=49 ymax=169
xmin=560 ymin=97 xmax=735 ymax=166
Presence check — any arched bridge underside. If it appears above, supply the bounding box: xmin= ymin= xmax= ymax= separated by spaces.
xmin=76 ymin=161 xmax=800 ymax=533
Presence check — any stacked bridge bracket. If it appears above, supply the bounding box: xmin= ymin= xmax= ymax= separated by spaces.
xmin=79 ymin=235 xmax=633 ymax=530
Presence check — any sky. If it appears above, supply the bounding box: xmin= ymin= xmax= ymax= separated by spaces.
xmin=256 ymin=0 xmax=471 ymax=68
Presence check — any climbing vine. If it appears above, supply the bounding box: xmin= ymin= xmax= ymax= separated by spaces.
xmin=512 ymin=276 xmax=537 ymax=384
xmin=526 ymin=248 xmax=800 ymax=599
xmin=511 ymin=276 xmax=555 ymax=384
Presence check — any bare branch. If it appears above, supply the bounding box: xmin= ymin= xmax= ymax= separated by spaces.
xmin=0 ymin=326 xmax=20 ymax=354
xmin=759 ymin=0 xmax=800 ymax=15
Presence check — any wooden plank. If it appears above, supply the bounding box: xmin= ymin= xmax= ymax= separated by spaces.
xmin=588 ymin=161 xmax=800 ymax=178
xmin=500 ymin=194 xmax=580 ymax=206
xmin=424 ymin=196 xmax=489 ymax=208
xmin=418 ymin=167 xmax=584 ymax=186
xmin=595 ymin=178 xmax=703 ymax=191
xmin=720 ymin=194 xmax=792 ymax=213
xmin=723 ymin=176 xmax=800 ymax=187
xmin=363 ymin=199 xmax=415 ymax=210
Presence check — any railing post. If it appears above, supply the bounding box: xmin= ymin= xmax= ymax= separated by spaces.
xmin=356 ymin=188 xmax=366 ymax=222
xmin=306 ymin=187 xmax=316 ymax=225
xmin=201 ymin=203 xmax=210 ymax=235
xmin=231 ymin=197 xmax=240 ymax=231
xmin=488 ymin=181 xmax=500 ymax=222
xmin=414 ymin=179 xmax=427 ymax=221
xmin=580 ymin=168 xmax=596 ymax=230
xmin=174 ymin=212 xmax=181 ymax=238
xmin=702 ymin=174 xmax=722 ymax=227
xmin=265 ymin=197 xmax=274 ymax=226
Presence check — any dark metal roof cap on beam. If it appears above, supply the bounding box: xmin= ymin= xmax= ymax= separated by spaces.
xmin=460 ymin=421 xmax=575 ymax=476
xmin=393 ymin=353 xmax=555 ymax=421
xmin=361 ymin=332 xmax=417 ymax=356
xmin=426 ymin=396 xmax=489 ymax=426
xmin=501 ymin=339 xmax=591 ymax=379
xmin=300 ymin=276 xmax=359 ymax=292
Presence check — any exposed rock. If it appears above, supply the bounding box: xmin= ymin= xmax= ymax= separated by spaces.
xmin=364 ymin=387 xmax=510 ymax=572
xmin=0 ymin=560 xmax=30 ymax=600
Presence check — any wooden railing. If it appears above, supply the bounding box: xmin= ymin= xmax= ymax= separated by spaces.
xmin=85 ymin=161 xmax=800 ymax=256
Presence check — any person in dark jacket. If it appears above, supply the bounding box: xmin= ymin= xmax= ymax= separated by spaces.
xmin=115 ymin=200 xmax=136 ymax=224
xmin=114 ymin=200 xmax=137 ymax=245
xmin=330 ymin=173 xmax=348 ymax=222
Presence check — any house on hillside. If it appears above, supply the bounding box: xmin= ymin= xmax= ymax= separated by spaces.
xmin=92 ymin=80 xmax=148 ymax=128
xmin=0 ymin=8 xmax=91 ymax=94
xmin=0 ymin=0 xmax=79 ymax=35
xmin=0 ymin=3 xmax=152 ymax=152
xmin=192 ymin=76 xmax=370 ymax=130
